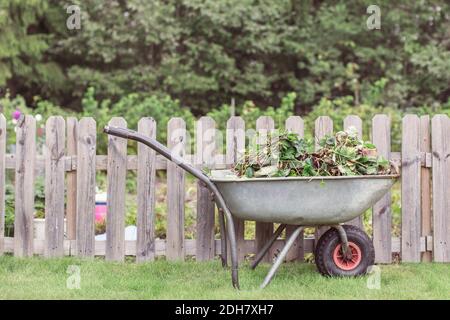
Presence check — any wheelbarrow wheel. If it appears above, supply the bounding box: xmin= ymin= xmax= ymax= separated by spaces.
xmin=315 ymin=225 xmax=375 ymax=277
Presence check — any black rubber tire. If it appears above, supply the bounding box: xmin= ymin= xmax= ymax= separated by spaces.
xmin=315 ymin=225 xmax=375 ymax=277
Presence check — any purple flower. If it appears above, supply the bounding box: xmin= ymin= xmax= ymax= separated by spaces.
xmin=12 ymin=110 xmax=21 ymax=120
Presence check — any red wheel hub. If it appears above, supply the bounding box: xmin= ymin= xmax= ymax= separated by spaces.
xmin=332 ymin=241 xmax=362 ymax=271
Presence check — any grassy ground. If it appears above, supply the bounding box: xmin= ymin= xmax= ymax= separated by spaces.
xmin=0 ymin=255 xmax=449 ymax=299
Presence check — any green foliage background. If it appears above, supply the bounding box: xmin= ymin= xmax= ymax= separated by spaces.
xmin=1 ymin=0 xmax=449 ymax=114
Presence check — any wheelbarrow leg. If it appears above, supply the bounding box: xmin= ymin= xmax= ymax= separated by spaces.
xmin=260 ymin=226 xmax=304 ymax=289
xmin=251 ymin=224 xmax=287 ymax=270
xmin=214 ymin=191 xmax=240 ymax=289
xmin=220 ymin=208 xmax=239 ymax=289
xmin=332 ymin=224 xmax=351 ymax=259
xmin=218 ymin=209 xmax=227 ymax=267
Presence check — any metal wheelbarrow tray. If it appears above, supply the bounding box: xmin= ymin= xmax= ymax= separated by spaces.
xmin=104 ymin=125 xmax=399 ymax=290
xmin=211 ymin=174 xmax=397 ymax=225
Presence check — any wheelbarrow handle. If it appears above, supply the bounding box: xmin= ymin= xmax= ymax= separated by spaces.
xmin=104 ymin=125 xmax=240 ymax=289
xmin=104 ymin=125 xmax=207 ymax=183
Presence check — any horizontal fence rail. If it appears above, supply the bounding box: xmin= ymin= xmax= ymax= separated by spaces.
xmin=0 ymin=114 xmax=448 ymax=263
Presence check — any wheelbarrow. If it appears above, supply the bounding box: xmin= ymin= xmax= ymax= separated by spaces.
xmin=104 ymin=125 xmax=398 ymax=289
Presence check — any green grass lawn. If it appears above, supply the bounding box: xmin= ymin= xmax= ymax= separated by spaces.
xmin=0 ymin=255 xmax=449 ymax=299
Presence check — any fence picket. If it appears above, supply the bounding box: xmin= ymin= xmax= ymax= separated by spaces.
xmin=14 ymin=115 xmax=36 ymax=257
xmin=420 ymin=116 xmax=432 ymax=262
xmin=401 ymin=115 xmax=421 ymax=262
xmin=44 ymin=116 xmax=66 ymax=257
xmin=255 ymin=116 xmax=275 ymax=262
xmin=431 ymin=115 xmax=450 ymax=262
xmin=372 ymin=115 xmax=392 ymax=263
xmin=167 ymin=118 xmax=186 ymax=260
xmin=344 ymin=115 xmax=364 ymax=229
xmin=66 ymin=117 xmax=78 ymax=240
xmin=76 ymin=118 xmax=96 ymax=257
xmin=285 ymin=116 xmax=305 ymax=262
xmin=136 ymin=118 xmax=157 ymax=262
xmin=106 ymin=117 xmax=127 ymax=262
xmin=0 ymin=114 xmax=5 ymax=255
xmin=314 ymin=116 xmax=333 ymax=149
xmin=314 ymin=116 xmax=333 ymax=242
xmin=226 ymin=116 xmax=246 ymax=262
xmin=196 ymin=117 xmax=216 ymax=261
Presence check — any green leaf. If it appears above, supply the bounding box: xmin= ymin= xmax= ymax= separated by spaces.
xmin=245 ymin=167 xmax=254 ymax=178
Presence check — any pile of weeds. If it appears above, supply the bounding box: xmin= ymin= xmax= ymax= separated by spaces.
xmin=234 ymin=127 xmax=393 ymax=178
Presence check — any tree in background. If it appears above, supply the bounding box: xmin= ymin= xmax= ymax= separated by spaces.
xmin=0 ymin=0 xmax=67 ymax=103
xmin=1 ymin=0 xmax=449 ymax=114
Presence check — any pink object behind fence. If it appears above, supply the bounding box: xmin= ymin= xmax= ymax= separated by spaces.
xmin=95 ymin=193 xmax=107 ymax=223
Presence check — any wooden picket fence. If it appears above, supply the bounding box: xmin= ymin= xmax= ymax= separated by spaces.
xmin=0 ymin=113 xmax=449 ymax=263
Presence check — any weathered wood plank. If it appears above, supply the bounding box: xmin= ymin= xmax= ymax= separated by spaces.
xmin=2 ymin=151 xmax=411 ymax=173
xmin=5 ymin=237 xmax=70 ymax=255
xmin=92 ymin=154 xmax=167 ymax=171
xmin=426 ymin=235 xmax=433 ymax=252
xmin=372 ymin=114 xmax=392 ymax=263
xmin=419 ymin=115 xmax=432 ymax=262
xmin=75 ymin=118 xmax=96 ymax=257
xmin=226 ymin=117 xmax=246 ymax=167
xmin=343 ymin=115 xmax=363 ymax=137
xmin=196 ymin=117 xmax=216 ymax=261
xmin=136 ymin=118 xmax=157 ymax=262
xmin=0 ymin=114 xmax=5 ymax=255
xmin=44 ymin=116 xmax=66 ymax=257
xmin=106 ymin=117 xmax=127 ymax=262
xmin=255 ymin=116 xmax=275 ymax=262
xmin=314 ymin=116 xmax=333 ymax=243
xmin=314 ymin=116 xmax=333 ymax=149
xmin=343 ymin=115 xmax=364 ymax=229
xmin=401 ymin=115 xmax=421 ymax=262
xmin=5 ymin=154 xmax=72 ymax=173
xmin=2 ymin=235 xmax=422 ymax=256
xmin=166 ymin=118 xmax=186 ymax=260
xmin=285 ymin=116 xmax=305 ymax=262
xmin=431 ymin=115 xmax=450 ymax=262
xmin=226 ymin=116 xmax=246 ymax=262
xmin=66 ymin=117 xmax=78 ymax=240
xmin=14 ymin=115 xmax=36 ymax=257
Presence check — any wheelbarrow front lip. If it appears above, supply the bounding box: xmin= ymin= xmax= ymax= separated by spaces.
xmin=210 ymin=173 xmax=400 ymax=183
